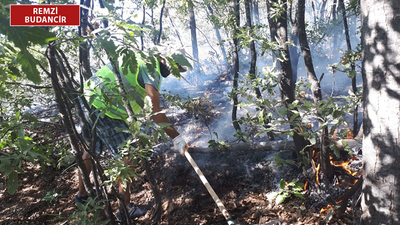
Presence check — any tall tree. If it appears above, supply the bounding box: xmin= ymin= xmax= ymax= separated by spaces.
xmin=361 ymin=0 xmax=400 ymax=223
xmin=298 ymin=0 xmax=333 ymax=182
xmin=266 ymin=0 xmax=308 ymax=158
xmin=231 ymin=0 xmax=241 ymax=134
xmin=339 ymin=0 xmax=358 ymax=136
xmin=188 ymin=0 xmax=199 ymax=62
xmin=245 ymin=0 xmax=274 ymax=140
xmin=206 ymin=3 xmax=228 ymax=62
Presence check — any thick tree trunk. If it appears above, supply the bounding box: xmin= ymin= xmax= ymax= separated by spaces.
xmin=361 ymin=0 xmax=400 ymax=223
xmin=266 ymin=0 xmax=309 ymax=158
xmin=189 ymin=1 xmax=199 ymax=62
xmin=231 ymin=0 xmax=241 ymax=134
xmin=297 ymin=0 xmax=334 ymax=183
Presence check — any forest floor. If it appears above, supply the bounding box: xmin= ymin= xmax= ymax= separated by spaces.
xmin=0 ymin=68 xmax=363 ymax=225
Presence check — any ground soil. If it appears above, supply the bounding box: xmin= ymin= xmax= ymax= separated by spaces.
xmin=0 ymin=133 xmax=362 ymax=225
xmin=0 ymin=70 xmax=362 ymax=225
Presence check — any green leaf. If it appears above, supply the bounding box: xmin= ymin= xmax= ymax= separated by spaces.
xmin=280 ymin=179 xmax=286 ymax=189
xmin=293 ymin=191 xmax=305 ymax=199
xmin=171 ymin=53 xmax=193 ymax=70
xmin=7 ymin=171 xmax=18 ymax=195
xmin=275 ymin=192 xmax=290 ymax=204
xmin=0 ymin=15 xmax=56 ymax=83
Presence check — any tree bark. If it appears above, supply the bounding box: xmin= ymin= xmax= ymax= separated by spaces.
xmin=245 ymin=0 xmax=274 ymax=140
xmin=206 ymin=4 xmax=228 ymax=62
xmin=189 ymin=1 xmax=199 ymax=62
xmin=79 ymin=0 xmax=93 ymax=81
xmin=156 ymin=0 xmax=166 ymax=45
xmin=231 ymin=0 xmax=241 ymax=134
xmin=339 ymin=0 xmax=358 ymax=136
xmin=361 ymin=0 xmax=400 ymax=223
xmin=298 ymin=0 xmax=334 ymax=183
xmin=266 ymin=0 xmax=309 ymax=158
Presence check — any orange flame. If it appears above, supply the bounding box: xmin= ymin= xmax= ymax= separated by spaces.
xmin=315 ymin=163 xmax=321 ymax=185
xmin=345 ymin=129 xmax=354 ymax=139
xmin=174 ymin=122 xmax=179 ymax=125
xmin=320 ymin=204 xmax=334 ymax=214
xmin=330 ymin=159 xmax=358 ymax=176
xmin=303 ymin=181 xmax=308 ymax=190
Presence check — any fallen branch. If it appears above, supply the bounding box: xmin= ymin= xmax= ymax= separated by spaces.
xmin=188 ymin=139 xmax=362 ymax=153
xmin=189 ymin=140 xmax=295 ymax=153
xmin=336 ymin=177 xmax=363 ymax=218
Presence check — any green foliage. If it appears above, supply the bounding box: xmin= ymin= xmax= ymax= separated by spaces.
xmin=0 ymin=12 xmax=56 ymax=83
xmin=70 ymin=197 xmax=109 ymax=225
xmin=43 ymin=191 xmax=62 ymax=203
xmin=275 ymin=179 xmax=305 ymax=204
xmin=208 ymin=132 xmax=231 ymax=151
xmin=0 ymin=112 xmax=50 ymax=194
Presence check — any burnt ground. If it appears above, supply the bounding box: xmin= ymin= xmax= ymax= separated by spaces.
xmin=0 ymin=144 xmax=362 ymax=225
xmin=0 ymin=69 xmax=362 ymax=225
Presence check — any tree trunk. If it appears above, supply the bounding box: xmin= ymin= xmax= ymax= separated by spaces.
xmin=141 ymin=5 xmax=145 ymax=50
xmin=245 ymin=0 xmax=274 ymax=140
xmin=156 ymin=0 xmax=166 ymax=45
xmin=189 ymin=1 xmax=199 ymax=62
xmin=252 ymin=0 xmax=260 ymax=25
xmin=339 ymin=0 xmax=358 ymax=136
xmin=266 ymin=0 xmax=309 ymax=158
xmin=297 ymin=0 xmax=334 ymax=183
xmin=79 ymin=0 xmax=93 ymax=81
xmin=361 ymin=0 xmax=400 ymax=223
xmin=206 ymin=4 xmax=228 ymax=62
xmin=231 ymin=0 xmax=241 ymax=134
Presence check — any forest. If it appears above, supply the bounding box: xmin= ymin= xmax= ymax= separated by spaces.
xmin=0 ymin=0 xmax=399 ymax=224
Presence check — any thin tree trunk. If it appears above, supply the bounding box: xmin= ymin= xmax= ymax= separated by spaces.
xmin=252 ymin=0 xmax=260 ymax=25
xmin=141 ymin=5 xmax=145 ymax=50
xmin=245 ymin=0 xmax=274 ymax=140
xmin=298 ymin=0 xmax=334 ymax=183
xmin=206 ymin=4 xmax=228 ymax=62
xmin=361 ymin=0 xmax=400 ymax=223
xmin=167 ymin=9 xmax=184 ymax=47
xmin=231 ymin=0 xmax=241 ymax=134
xmin=339 ymin=0 xmax=358 ymax=136
xmin=79 ymin=0 xmax=93 ymax=81
xmin=156 ymin=0 xmax=166 ymax=45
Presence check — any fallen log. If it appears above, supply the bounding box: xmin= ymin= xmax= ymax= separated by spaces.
xmin=187 ymin=139 xmax=362 ymax=153
xmin=188 ymin=140 xmax=295 ymax=153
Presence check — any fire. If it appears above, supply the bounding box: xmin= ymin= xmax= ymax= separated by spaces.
xmin=174 ymin=122 xmax=179 ymax=125
xmin=345 ymin=129 xmax=354 ymax=139
xmin=320 ymin=204 xmax=334 ymax=214
xmin=315 ymin=163 xmax=321 ymax=185
xmin=330 ymin=158 xmax=358 ymax=176
xmin=196 ymin=127 xmax=202 ymax=131
xmin=303 ymin=181 xmax=308 ymax=190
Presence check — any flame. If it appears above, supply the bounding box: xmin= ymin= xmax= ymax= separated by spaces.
xmin=303 ymin=181 xmax=308 ymax=190
xmin=315 ymin=163 xmax=321 ymax=185
xmin=174 ymin=122 xmax=179 ymax=125
xmin=197 ymin=127 xmax=202 ymax=131
xmin=320 ymin=204 xmax=334 ymax=214
xmin=345 ymin=129 xmax=354 ymax=139
xmin=330 ymin=159 xmax=358 ymax=176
